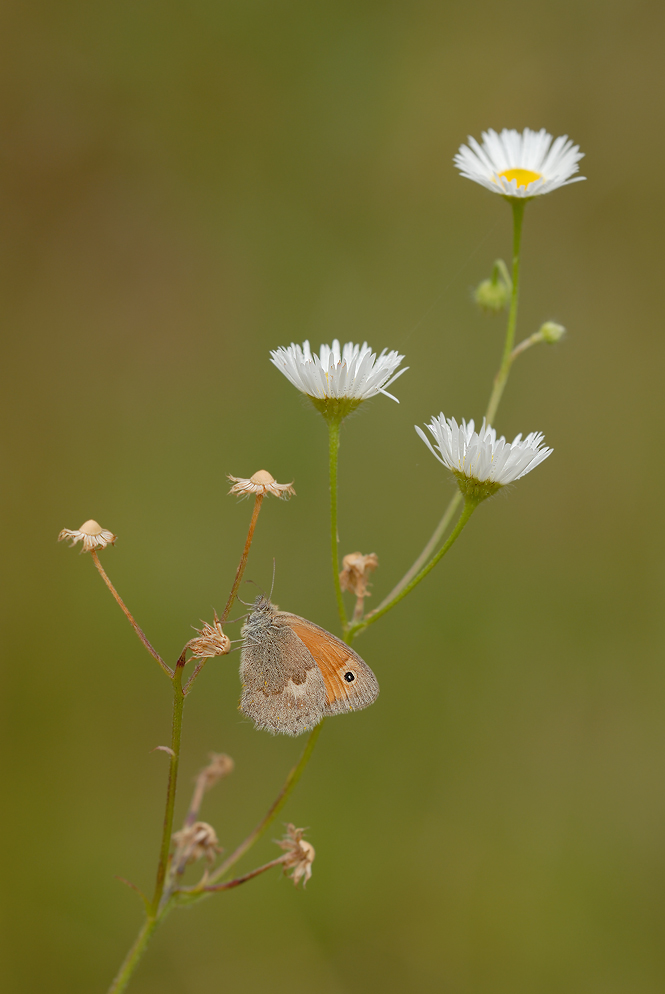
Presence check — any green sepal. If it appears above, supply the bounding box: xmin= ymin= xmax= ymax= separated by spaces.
xmin=307 ymin=395 xmax=363 ymax=423
xmin=454 ymin=473 xmax=503 ymax=504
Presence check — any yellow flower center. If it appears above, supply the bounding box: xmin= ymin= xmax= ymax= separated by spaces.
xmin=497 ymin=168 xmax=541 ymax=188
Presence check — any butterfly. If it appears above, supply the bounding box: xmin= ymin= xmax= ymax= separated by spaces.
xmin=239 ymin=596 xmax=379 ymax=736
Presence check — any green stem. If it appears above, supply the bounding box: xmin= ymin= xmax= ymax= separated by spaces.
xmin=107 ymin=660 xmax=185 ymax=993
xmin=485 ymin=198 xmax=525 ymax=425
xmin=376 ymin=201 xmax=527 ymax=619
xmin=328 ymin=420 xmax=347 ymax=629
xmin=349 ymin=500 xmax=476 ymax=638
xmin=107 ymin=917 xmax=159 ymax=994
xmin=152 ymin=661 xmax=185 ymax=914
xmin=207 ymin=721 xmax=324 ymax=885
xmin=373 ymin=491 xmax=462 ymax=614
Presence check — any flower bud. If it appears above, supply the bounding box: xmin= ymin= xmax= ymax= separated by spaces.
xmin=538 ymin=321 xmax=566 ymax=344
xmin=474 ymin=277 xmax=510 ymax=313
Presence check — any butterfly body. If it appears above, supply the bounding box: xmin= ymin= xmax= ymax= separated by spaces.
xmin=240 ymin=596 xmax=379 ymax=736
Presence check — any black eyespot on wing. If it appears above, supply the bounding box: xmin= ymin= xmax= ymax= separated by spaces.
xmin=344 ymin=671 xmax=355 ymax=683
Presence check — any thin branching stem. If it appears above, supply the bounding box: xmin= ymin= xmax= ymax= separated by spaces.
xmin=90 ymin=551 xmax=172 ymax=677
xmin=200 ymin=855 xmax=286 ymax=893
xmin=349 ymin=500 xmax=476 ymax=638
xmin=107 ymin=917 xmax=159 ymax=994
xmin=328 ymin=420 xmax=347 ymax=629
xmin=207 ymin=721 xmax=324 ymax=885
xmin=221 ymin=492 xmax=265 ymax=624
xmin=152 ymin=654 xmax=186 ymax=915
xmin=485 ymin=199 xmax=526 ymax=424
xmin=371 ymin=200 xmax=527 ymax=621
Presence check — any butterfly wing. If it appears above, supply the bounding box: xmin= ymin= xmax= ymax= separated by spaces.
xmin=278 ymin=613 xmax=380 ymax=716
xmin=240 ymin=600 xmax=327 ymax=736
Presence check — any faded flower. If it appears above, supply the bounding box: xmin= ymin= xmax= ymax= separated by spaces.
xmin=277 ymin=824 xmax=315 ymax=888
xmin=187 ymin=615 xmax=231 ymax=658
xmin=58 ymin=519 xmax=116 ymax=553
xmin=172 ymin=821 xmax=222 ymax=865
xmin=339 ymin=551 xmax=379 ymax=599
xmin=198 ymin=752 xmax=235 ymax=790
xmin=228 ymin=470 xmax=295 ymax=499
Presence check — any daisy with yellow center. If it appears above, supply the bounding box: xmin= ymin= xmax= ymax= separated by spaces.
xmin=454 ymin=127 xmax=585 ymax=199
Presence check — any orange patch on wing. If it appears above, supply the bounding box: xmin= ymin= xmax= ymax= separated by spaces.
xmin=287 ymin=620 xmax=354 ymax=706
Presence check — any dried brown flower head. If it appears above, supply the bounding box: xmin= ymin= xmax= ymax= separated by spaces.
xmin=187 ymin=615 xmax=231 ymax=658
xmin=339 ymin=551 xmax=378 ymax=598
xmin=58 ymin=519 xmax=117 ymax=553
xmin=172 ymin=821 xmax=222 ymax=865
xmin=199 ymin=752 xmax=235 ymax=789
xmin=276 ymin=824 xmax=315 ymax=888
xmin=227 ymin=470 xmax=295 ymax=499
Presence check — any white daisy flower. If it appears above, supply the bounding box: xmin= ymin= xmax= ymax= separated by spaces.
xmin=270 ymin=340 xmax=407 ymax=419
xmin=416 ymin=415 xmax=552 ymax=502
xmin=454 ymin=128 xmax=585 ymax=198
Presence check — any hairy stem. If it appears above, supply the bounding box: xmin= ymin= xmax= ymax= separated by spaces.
xmin=373 ymin=200 xmax=527 ymax=620
xmin=485 ymin=198 xmax=525 ymax=424
xmin=221 ymin=492 xmax=264 ymax=623
xmin=349 ymin=500 xmax=476 ymax=638
xmin=328 ymin=420 xmax=347 ymax=629
xmin=373 ymin=491 xmax=462 ymax=613
xmin=107 ymin=917 xmax=159 ymax=994
xmin=201 ymin=855 xmax=286 ymax=893
xmin=151 ymin=659 xmax=186 ymax=915
xmin=107 ymin=657 xmax=185 ymax=993
xmin=90 ymin=551 xmax=172 ymax=678
xmin=207 ymin=721 xmax=324 ymax=885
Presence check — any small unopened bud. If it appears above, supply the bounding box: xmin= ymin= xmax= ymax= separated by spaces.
xmin=199 ymin=752 xmax=234 ymax=789
xmin=187 ymin=615 xmax=231 ymax=658
xmin=276 ymin=824 xmax=315 ymax=888
xmin=473 ymin=259 xmax=511 ymax=314
xmin=538 ymin=321 xmax=566 ymax=344
xmin=58 ymin=519 xmax=116 ymax=553
xmin=339 ymin=552 xmax=378 ymax=599
xmin=228 ymin=470 xmax=295 ymax=499
xmin=172 ymin=821 xmax=222 ymax=865
xmin=474 ymin=278 xmax=510 ymax=313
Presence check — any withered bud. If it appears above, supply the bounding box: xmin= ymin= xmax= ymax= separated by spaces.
xmin=228 ymin=470 xmax=295 ymax=499
xmin=276 ymin=824 xmax=315 ymax=888
xmin=199 ymin=752 xmax=235 ymax=790
xmin=339 ymin=552 xmax=379 ymax=599
xmin=172 ymin=821 xmax=222 ymax=865
xmin=58 ymin=519 xmax=117 ymax=553
xmin=187 ymin=615 xmax=231 ymax=658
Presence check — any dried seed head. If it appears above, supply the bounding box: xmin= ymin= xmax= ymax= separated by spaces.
xmin=276 ymin=824 xmax=315 ymax=888
xmin=172 ymin=821 xmax=222 ymax=865
xmin=227 ymin=470 xmax=296 ymax=499
xmin=58 ymin=519 xmax=117 ymax=553
xmin=199 ymin=752 xmax=235 ymax=789
xmin=187 ymin=615 xmax=231 ymax=658
xmin=339 ymin=552 xmax=379 ymax=598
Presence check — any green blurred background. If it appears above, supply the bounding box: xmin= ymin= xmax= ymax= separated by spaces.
xmin=3 ymin=0 xmax=665 ymax=991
